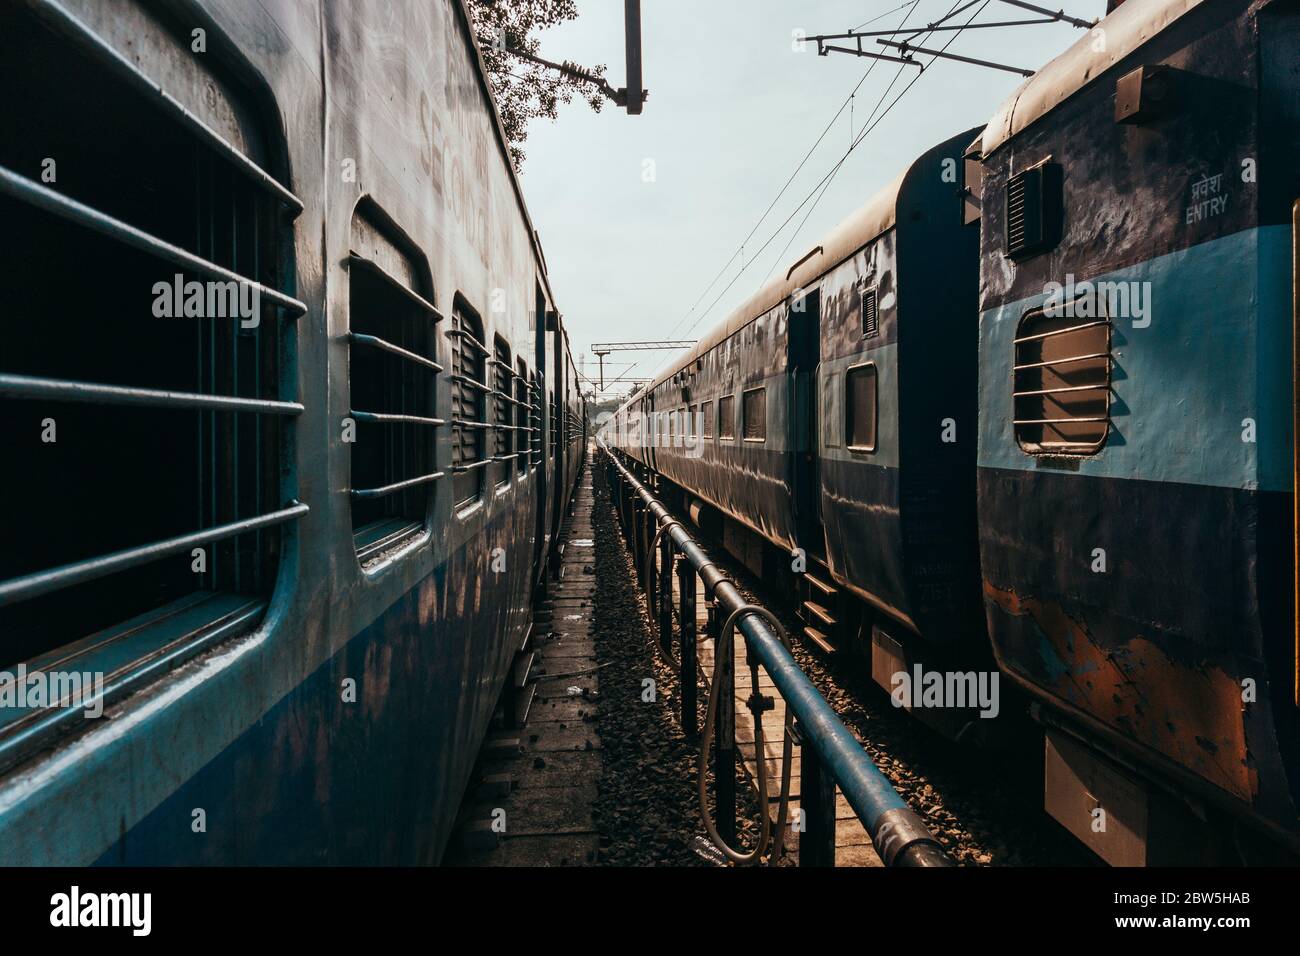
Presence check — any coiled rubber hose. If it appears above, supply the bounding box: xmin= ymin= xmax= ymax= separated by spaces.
xmin=698 ymin=604 xmax=795 ymax=865
xmin=643 ymin=520 xmax=685 ymax=667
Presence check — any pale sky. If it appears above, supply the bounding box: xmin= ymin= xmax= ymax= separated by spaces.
xmin=516 ymin=0 xmax=1109 ymax=399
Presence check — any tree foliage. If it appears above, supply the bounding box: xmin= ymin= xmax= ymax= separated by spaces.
xmin=469 ymin=0 xmax=608 ymax=171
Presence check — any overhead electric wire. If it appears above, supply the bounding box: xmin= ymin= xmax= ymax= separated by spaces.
xmin=662 ymin=0 xmax=923 ymax=343
xmin=762 ymin=59 xmax=913 ymax=283
xmin=615 ymin=0 xmax=998 ymax=394
xmin=853 ymin=1 xmax=923 ymax=30
xmin=760 ymin=2 xmax=993 ymax=281
xmin=611 ymin=1 xmax=926 ymax=391
xmin=682 ymin=0 xmax=987 ymax=337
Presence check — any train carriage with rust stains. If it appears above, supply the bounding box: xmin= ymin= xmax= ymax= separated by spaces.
xmin=973 ymin=0 xmax=1299 ymax=862
xmin=0 ymin=0 xmax=582 ymax=864
xmin=611 ymin=127 xmax=988 ymax=729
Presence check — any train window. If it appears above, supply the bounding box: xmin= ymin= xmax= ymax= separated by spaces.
xmin=347 ymin=220 xmax=441 ymax=563
xmin=742 ymin=387 xmax=767 ymax=442
xmin=862 ymin=288 xmax=879 ymax=338
xmin=628 ymin=405 xmax=641 ymax=446
xmin=846 ymin=364 xmax=878 ymax=451
xmin=529 ymin=371 xmax=543 ymax=467
xmin=687 ymin=404 xmax=697 ymax=437
xmin=0 ymin=6 xmax=304 ymax=679
xmin=1013 ymin=306 xmax=1110 ymax=454
xmin=493 ymin=336 xmax=512 ymax=487
xmin=718 ymin=395 xmax=736 ymax=440
xmin=515 ymin=359 xmax=529 ymax=475
xmin=550 ymin=389 xmax=559 ymax=458
xmin=701 ymin=401 xmax=714 ymax=439
xmin=450 ymin=302 xmax=489 ymax=506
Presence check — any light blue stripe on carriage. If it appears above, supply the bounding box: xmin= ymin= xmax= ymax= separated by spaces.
xmin=977 ymin=225 xmax=1294 ymax=493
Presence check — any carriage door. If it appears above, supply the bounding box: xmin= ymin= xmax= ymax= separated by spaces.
xmin=789 ymin=288 xmax=824 ymax=556
xmin=551 ymin=331 xmax=566 ymax=550
xmin=1292 ymin=198 xmax=1300 ymax=708
xmin=533 ymin=285 xmax=548 ymax=581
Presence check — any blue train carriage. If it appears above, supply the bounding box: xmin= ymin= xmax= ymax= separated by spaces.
xmin=811 ymin=128 xmax=987 ymax=737
xmin=973 ymin=0 xmax=1299 ymax=862
xmin=0 ymin=0 xmax=573 ymax=864
xmin=626 ymin=130 xmax=987 ymax=730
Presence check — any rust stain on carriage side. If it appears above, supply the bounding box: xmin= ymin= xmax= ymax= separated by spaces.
xmin=984 ymin=581 xmax=1256 ymax=802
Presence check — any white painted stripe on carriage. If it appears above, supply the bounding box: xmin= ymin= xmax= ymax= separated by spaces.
xmin=977 ymin=226 xmax=1294 ymax=493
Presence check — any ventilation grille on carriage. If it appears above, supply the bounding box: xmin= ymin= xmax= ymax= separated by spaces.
xmin=862 ymin=287 xmax=879 ymax=338
xmin=1005 ymin=163 xmax=1063 ymax=259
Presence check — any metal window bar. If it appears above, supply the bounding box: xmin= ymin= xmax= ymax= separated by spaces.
xmin=1012 ymin=318 xmax=1108 ymax=345
xmin=21 ymin=0 xmax=303 ymax=217
xmin=1012 ymin=383 xmax=1107 ymax=399
xmin=0 ymin=373 xmax=304 ymax=415
xmin=1012 ymin=415 xmax=1109 ymax=425
xmin=351 ymin=471 xmax=446 ymax=500
xmin=350 ymin=410 xmax=446 ymax=427
xmin=449 ymin=374 xmax=492 ymax=393
xmin=0 ymin=165 xmax=305 ymax=316
xmin=0 ymin=503 xmax=308 ymax=606
xmin=347 ymin=252 xmax=443 ymax=320
xmin=446 ymin=326 xmax=491 ymax=354
xmin=1012 ymin=350 xmax=1109 ymax=372
xmin=349 ymin=332 xmax=444 ymax=373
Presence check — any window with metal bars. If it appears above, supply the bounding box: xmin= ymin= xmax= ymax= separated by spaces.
xmin=1013 ymin=305 xmax=1110 ymax=454
xmin=493 ymin=337 xmax=512 ymax=486
xmin=347 ymin=225 xmax=442 ymax=563
xmin=701 ymin=400 xmax=714 ymax=439
xmin=515 ymin=359 xmax=529 ymax=476
xmin=742 ymin=387 xmax=767 ymax=442
xmin=0 ymin=4 xmax=304 ymax=678
xmin=529 ymin=372 xmax=543 ymax=467
xmin=550 ymin=390 xmax=560 ymax=457
xmin=718 ymin=395 xmax=736 ymax=440
xmin=846 ymin=363 xmax=878 ymax=451
xmin=450 ymin=303 xmax=489 ymax=506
